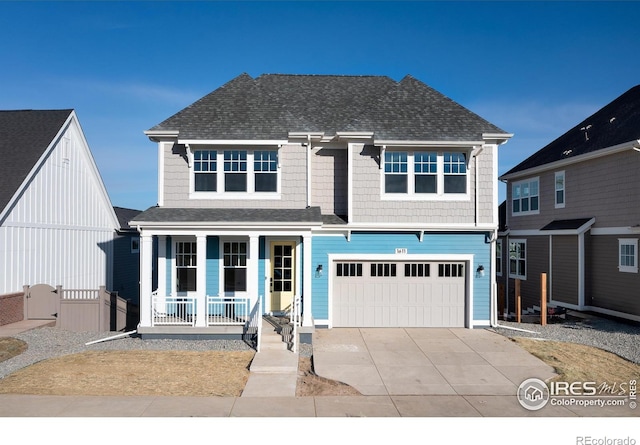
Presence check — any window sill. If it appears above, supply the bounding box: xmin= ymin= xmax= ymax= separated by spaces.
xmin=512 ymin=211 xmax=540 ymax=217
xmin=380 ymin=193 xmax=470 ymax=202
xmin=189 ymin=192 xmax=281 ymax=200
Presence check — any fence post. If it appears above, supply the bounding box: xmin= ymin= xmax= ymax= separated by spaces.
xmin=22 ymin=285 xmax=30 ymax=320
xmin=99 ymin=286 xmax=107 ymax=331
xmin=56 ymin=285 xmax=63 ymax=328
xmin=515 ymin=279 xmax=521 ymax=323
xmin=540 ymin=273 xmax=547 ymax=326
xmin=498 ymin=283 xmax=505 ymax=321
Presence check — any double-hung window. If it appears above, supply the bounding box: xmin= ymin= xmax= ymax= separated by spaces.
xmin=619 ymin=239 xmax=638 ymax=273
xmin=383 ymin=150 xmax=468 ymax=198
xmin=509 ymin=240 xmax=526 ymax=279
xmin=224 ymin=241 xmax=247 ymax=292
xmin=512 ymin=178 xmax=539 ymax=215
xmin=384 ymin=151 xmax=408 ymax=193
xmin=194 ymin=150 xmax=217 ymax=191
xmin=254 ymin=150 xmax=278 ymax=192
xmin=443 ymin=152 xmax=467 ymax=193
xmin=176 ymin=241 xmax=197 ymax=292
xmin=224 ymin=150 xmax=247 ymax=192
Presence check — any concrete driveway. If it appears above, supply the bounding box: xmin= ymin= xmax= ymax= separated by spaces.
xmin=313 ymin=327 xmax=557 ymax=397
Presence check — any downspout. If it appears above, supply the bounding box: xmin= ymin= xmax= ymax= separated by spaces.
xmin=473 ymin=146 xmax=484 ymax=227
xmin=306 ymin=134 xmax=312 ymax=207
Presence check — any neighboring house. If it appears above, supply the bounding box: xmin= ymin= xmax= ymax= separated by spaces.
xmin=132 ymin=73 xmax=512 ymax=337
xmin=0 ymin=110 xmax=119 ymax=295
xmin=113 ymin=206 xmax=143 ymax=305
xmin=498 ymin=85 xmax=640 ymax=322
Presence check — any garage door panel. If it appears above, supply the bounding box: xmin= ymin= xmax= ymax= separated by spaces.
xmin=333 ymin=260 xmax=466 ymax=328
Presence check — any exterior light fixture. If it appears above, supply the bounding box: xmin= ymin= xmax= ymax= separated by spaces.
xmin=315 ymin=264 xmax=323 ymax=277
xmin=476 ymin=265 xmax=485 ymax=278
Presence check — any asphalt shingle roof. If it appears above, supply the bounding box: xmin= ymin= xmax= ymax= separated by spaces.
xmin=113 ymin=206 xmax=143 ymax=231
xmin=0 ymin=110 xmax=73 ymax=214
xmin=131 ymin=206 xmax=323 ymax=225
xmin=503 ymin=85 xmax=640 ymax=176
xmin=148 ymin=73 xmax=507 ymax=141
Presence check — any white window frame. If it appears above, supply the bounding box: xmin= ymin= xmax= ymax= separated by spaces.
xmin=189 ymin=149 xmax=281 ymax=200
xmin=512 ymin=178 xmax=540 ymax=216
xmin=555 ymin=171 xmax=565 ymax=209
xmin=496 ymin=239 xmax=502 ymax=276
xmin=508 ymin=239 xmax=527 ymax=280
xmin=618 ymin=238 xmax=638 ymax=273
xmin=380 ymin=150 xmax=470 ymax=201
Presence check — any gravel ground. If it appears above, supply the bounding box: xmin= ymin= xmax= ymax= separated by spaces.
xmin=1 ymin=315 xmax=637 ymax=379
xmin=490 ymin=315 xmax=640 ymax=364
xmin=0 ymin=327 xmax=313 ymax=379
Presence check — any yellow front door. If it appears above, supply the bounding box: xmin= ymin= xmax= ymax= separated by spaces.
xmin=270 ymin=241 xmax=296 ymax=313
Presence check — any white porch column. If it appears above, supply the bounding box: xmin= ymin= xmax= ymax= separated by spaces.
xmin=157 ymin=235 xmax=166 ymax=298
xmin=139 ymin=233 xmax=154 ymax=327
xmin=248 ymin=235 xmax=260 ymax=308
xmin=302 ymin=234 xmax=313 ymax=326
xmin=196 ymin=234 xmax=208 ymax=327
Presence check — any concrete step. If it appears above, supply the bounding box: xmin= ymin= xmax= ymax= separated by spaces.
xmin=249 ymin=349 xmax=299 ymax=373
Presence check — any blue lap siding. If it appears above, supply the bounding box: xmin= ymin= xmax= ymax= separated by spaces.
xmin=310 ymin=232 xmax=491 ymax=324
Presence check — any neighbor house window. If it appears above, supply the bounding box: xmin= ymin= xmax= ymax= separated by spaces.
xmin=176 ymin=241 xmax=197 ymax=292
xmin=384 ymin=151 xmax=408 ymax=193
xmin=509 ymin=240 xmax=526 ymax=279
xmin=555 ymin=171 xmax=565 ymax=208
xmin=224 ymin=241 xmax=247 ymax=291
xmin=619 ymin=239 xmax=638 ymax=273
xmin=496 ymin=239 xmax=502 ymax=276
xmin=131 ymin=237 xmax=140 ymax=254
xmin=194 ymin=150 xmax=217 ymax=191
xmin=224 ymin=150 xmax=247 ymax=192
xmin=383 ymin=150 xmax=468 ymax=197
xmin=254 ymin=150 xmax=278 ymax=192
xmin=512 ymin=178 xmax=539 ymax=215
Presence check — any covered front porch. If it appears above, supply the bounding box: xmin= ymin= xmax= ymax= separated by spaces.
xmin=132 ymin=207 xmax=323 ymax=338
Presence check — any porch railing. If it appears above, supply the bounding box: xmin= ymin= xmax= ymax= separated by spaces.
xmin=291 ymin=294 xmax=301 ymax=353
xmin=152 ymin=294 xmax=196 ymax=326
xmin=244 ymin=297 xmax=262 ymax=352
xmin=206 ymin=296 xmax=250 ymax=326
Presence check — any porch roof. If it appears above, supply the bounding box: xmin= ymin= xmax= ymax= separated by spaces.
xmin=540 ymin=217 xmax=595 ymax=234
xmin=130 ymin=206 xmax=324 ymax=227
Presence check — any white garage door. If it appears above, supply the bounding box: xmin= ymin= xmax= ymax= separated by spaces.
xmin=332 ymin=261 xmax=466 ymax=327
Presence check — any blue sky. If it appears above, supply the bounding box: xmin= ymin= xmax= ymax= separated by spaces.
xmin=2 ymin=1 xmax=639 ymax=211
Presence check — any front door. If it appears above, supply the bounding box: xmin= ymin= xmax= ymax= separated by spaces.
xmin=270 ymin=241 xmax=296 ymax=313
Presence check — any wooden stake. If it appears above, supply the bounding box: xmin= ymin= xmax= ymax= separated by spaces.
xmin=540 ymin=273 xmax=547 ymax=326
xmin=515 ymin=279 xmax=521 ymax=323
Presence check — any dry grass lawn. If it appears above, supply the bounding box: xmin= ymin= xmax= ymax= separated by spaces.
xmin=0 ymin=336 xmax=638 ymax=397
xmin=513 ymin=337 xmax=640 ymax=385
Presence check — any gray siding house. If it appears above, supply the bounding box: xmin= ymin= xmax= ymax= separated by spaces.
xmin=498 ymin=85 xmax=640 ymax=322
xmin=132 ymin=73 xmax=512 ymax=337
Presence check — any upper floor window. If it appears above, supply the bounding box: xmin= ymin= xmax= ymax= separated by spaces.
xmin=191 ymin=149 xmax=279 ymax=197
xmin=443 ymin=152 xmax=467 ymax=193
xmin=383 ymin=150 xmax=468 ymax=198
xmin=512 ymin=178 xmax=539 ymax=215
xmin=194 ymin=150 xmax=217 ymax=191
xmin=224 ymin=150 xmax=248 ymax=191
xmin=619 ymin=239 xmax=638 ymax=273
xmin=555 ymin=171 xmax=565 ymax=208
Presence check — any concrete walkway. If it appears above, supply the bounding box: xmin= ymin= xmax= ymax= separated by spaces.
xmin=1 ymin=321 xmax=638 ymax=417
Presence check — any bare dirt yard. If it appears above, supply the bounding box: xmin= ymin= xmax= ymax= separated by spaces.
xmin=0 ymin=339 xmax=360 ymax=397
xmin=0 ymin=336 xmax=638 ymax=397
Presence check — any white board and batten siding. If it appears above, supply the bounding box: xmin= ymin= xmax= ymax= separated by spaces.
xmin=0 ymin=113 xmax=119 ymax=294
